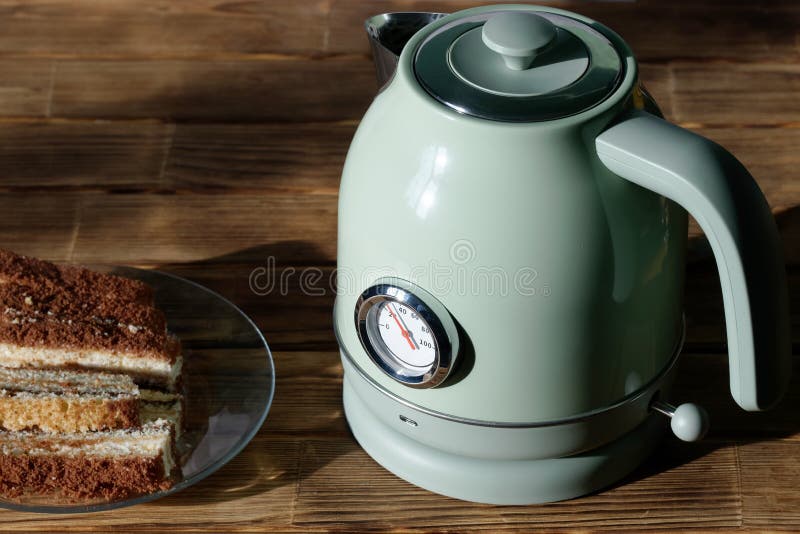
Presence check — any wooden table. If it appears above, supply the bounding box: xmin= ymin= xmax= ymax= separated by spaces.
xmin=0 ymin=0 xmax=797 ymax=530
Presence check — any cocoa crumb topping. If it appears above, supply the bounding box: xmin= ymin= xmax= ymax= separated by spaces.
xmin=0 ymin=249 xmax=154 ymax=306
xmin=0 ymin=250 xmax=175 ymax=362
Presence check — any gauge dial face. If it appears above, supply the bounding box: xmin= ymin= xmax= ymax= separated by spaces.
xmin=374 ymin=301 xmax=437 ymax=369
xmin=355 ymin=283 xmax=457 ymax=388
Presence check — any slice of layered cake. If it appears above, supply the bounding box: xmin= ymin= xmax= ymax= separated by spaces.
xmin=0 ymin=249 xmax=182 ymax=390
xmin=0 ymin=420 xmax=178 ymax=499
xmin=0 ymin=250 xmax=185 ymax=501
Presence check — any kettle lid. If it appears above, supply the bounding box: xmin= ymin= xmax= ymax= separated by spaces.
xmin=413 ymin=8 xmax=624 ymax=122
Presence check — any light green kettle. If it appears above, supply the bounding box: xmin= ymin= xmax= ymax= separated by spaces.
xmin=334 ymin=4 xmax=790 ymax=504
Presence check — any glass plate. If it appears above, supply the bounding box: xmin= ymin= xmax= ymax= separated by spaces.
xmin=0 ymin=267 xmax=275 ymax=513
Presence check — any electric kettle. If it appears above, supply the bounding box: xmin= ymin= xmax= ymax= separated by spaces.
xmin=333 ymin=4 xmax=790 ymax=504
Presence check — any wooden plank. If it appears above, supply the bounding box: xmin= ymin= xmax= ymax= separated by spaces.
xmin=0 ymin=1 xmax=796 ymax=63
xmin=0 ymin=194 xmax=79 ymax=260
xmin=13 ymin=59 xmax=784 ymax=122
xmin=603 ymin=61 xmax=800 ymax=127
xmin=740 ymin=440 xmax=800 ymax=529
xmin=0 ymin=121 xmax=795 ymax=202
xmin=0 ymin=59 xmax=51 ymax=117
xmin=669 ymin=63 xmax=800 ymax=125
xmin=154 ymin=262 xmax=333 ymax=352
xmin=163 ymin=122 xmax=796 ymax=205
xmin=68 ymin=193 xmax=338 ymax=264
xmin=50 ymin=59 xmax=374 ymax=122
xmin=293 ymin=438 xmax=741 ymax=530
xmin=327 ymin=0 xmax=800 ymax=61
xmin=0 ymin=121 xmax=172 ymax=189
xmin=0 ymin=57 xmax=787 ymax=124
xmin=268 ymin=351 xmax=345 ymax=437
xmin=691 ymin=127 xmax=800 ymax=214
xmin=638 ymin=63 xmax=800 ymax=126
xmin=571 ymin=0 xmax=800 ymax=63
xmin=0 ymin=435 xmax=301 ymax=531
xmin=165 ymin=122 xmax=353 ymax=193
xmin=637 ymin=63 xmax=675 ymax=119
xmin=0 ymin=347 xmax=791 ymax=530
xmin=0 ymin=1 xmax=330 ymax=59
xmin=269 ymin=378 xmax=347 ymax=436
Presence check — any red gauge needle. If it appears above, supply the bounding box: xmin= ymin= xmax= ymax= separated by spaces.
xmin=388 ymin=304 xmax=416 ymax=350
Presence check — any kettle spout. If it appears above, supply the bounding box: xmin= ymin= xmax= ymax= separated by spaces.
xmin=366 ymin=12 xmax=447 ymax=87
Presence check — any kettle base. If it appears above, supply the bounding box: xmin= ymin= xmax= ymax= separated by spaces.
xmin=344 ymin=375 xmax=665 ymax=505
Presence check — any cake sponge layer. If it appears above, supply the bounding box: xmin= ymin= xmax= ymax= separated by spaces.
xmin=0 ymin=452 xmax=173 ymax=500
xmin=0 ymin=395 xmax=139 ymax=433
xmin=0 ymin=420 xmax=177 ymax=500
xmin=0 ymin=367 xmax=140 ymax=432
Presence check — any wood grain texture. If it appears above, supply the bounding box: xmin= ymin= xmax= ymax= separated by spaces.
xmin=165 ymin=122 xmax=352 ymax=193
xmin=0 ymin=0 xmax=795 ymax=530
xmin=327 ymin=0 xmax=800 ymax=61
xmin=0 ymin=436 xmax=302 ymax=531
xmin=740 ymin=440 xmax=800 ymax=529
xmin=41 ymin=61 xmax=800 ymax=123
xmin=0 ymin=0 xmax=331 ymax=59
xmin=0 ymin=59 xmax=794 ymax=122
xmin=0 ymin=121 xmax=172 ymax=189
xmin=293 ymin=438 xmax=742 ymax=531
xmin=0 ymin=59 xmax=52 ymax=117
xmin=2 ymin=121 xmax=797 ymax=200
xmin=0 ymin=195 xmax=79 ymax=261
xmin=50 ymin=59 xmax=374 ymax=122
xmin=0 ymin=1 xmax=796 ymax=62
xmin=68 ymin=193 xmax=338 ymax=264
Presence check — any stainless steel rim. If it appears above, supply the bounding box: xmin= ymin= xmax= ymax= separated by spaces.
xmin=336 ymin=314 xmax=685 ymax=428
xmin=413 ymin=10 xmax=624 ymax=122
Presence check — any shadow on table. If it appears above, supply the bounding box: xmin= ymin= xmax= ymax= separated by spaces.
xmin=613 ymin=205 xmax=800 ymax=490
xmin=148 ymin=242 xmax=350 ymax=506
xmin=146 ymin=202 xmax=800 ymax=505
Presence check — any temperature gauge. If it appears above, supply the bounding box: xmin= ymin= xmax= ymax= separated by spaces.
xmin=355 ymin=281 xmax=459 ymax=388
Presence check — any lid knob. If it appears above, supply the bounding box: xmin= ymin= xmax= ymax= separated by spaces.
xmin=481 ymin=12 xmax=557 ymax=70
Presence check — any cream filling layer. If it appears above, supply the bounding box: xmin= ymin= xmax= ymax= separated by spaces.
xmin=0 ymin=344 xmax=180 ymax=385
xmin=0 ymin=366 xmax=138 ymax=395
xmin=0 ymin=421 xmax=173 ymax=458
xmin=0 ymin=390 xmax=134 ymax=400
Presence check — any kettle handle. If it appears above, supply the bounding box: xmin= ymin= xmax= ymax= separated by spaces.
xmin=595 ymin=111 xmax=790 ymax=411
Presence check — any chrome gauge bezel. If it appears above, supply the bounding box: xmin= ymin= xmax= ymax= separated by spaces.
xmin=355 ymin=283 xmax=455 ymax=388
